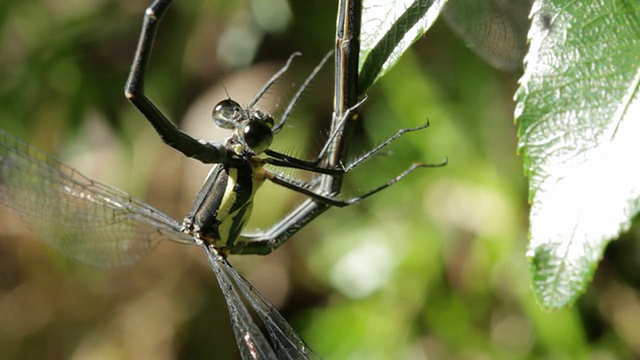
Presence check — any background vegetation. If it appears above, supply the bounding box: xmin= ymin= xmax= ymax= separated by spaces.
xmin=0 ymin=0 xmax=639 ymax=359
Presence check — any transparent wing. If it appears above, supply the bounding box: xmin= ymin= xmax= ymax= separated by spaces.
xmin=0 ymin=129 xmax=195 ymax=267
xmin=229 ymin=258 xmax=322 ymax=360
xmin=442 ymin=0 xmax=533 ymax=70
xmin=203 ymin=245 xmax=321 ymax=360
xmin=203 ymin=245 xmax=279 ymax=360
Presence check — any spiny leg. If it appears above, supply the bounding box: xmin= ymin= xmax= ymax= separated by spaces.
xmin=248 ymin=52 xmax=301 ymax=109
xmin=272 ymin=51 xmax=334 ymax=133
xmin=229 ymin=199 xmax=329 ymax=255
xmin=312 ymin=105 xmax=438 ymax=174
xmin=264 ymin=116 xmax=437 ymax=177
xmin=252 ymin=51 xmax=335 ymax=174
xmin=263 ymin=162 xmax=444 ymax=208
xmin=343 ymin=120 xmax=434 ymax=172
xmin=263 ymin=96 xmax=367 ymax=171
xmin=261 ymin=157 xmax=343 ymax=175
xmin=229 ymin=160 xmax=445 ymax=256
xmin=124 ymin=0 xmax=228 ymax=164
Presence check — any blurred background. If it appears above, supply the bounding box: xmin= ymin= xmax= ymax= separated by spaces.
xmin=1 ymin=0 xmax=639 ymax=359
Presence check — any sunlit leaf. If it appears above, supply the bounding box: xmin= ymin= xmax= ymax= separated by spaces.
xmin=359 ymin=0 xmax=446 ymax=92
xmin=516 ymin=0 xmax=640 ymax=310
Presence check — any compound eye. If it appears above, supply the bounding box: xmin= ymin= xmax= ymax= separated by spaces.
xmin=249 ymin=110 xmax=275 ymax=128
xmin=262 ymin=115 xmax=275 ymax=129
xmin=243 ymin=120 xmax=273 ymax=154
xmin=212 ymin=99 xmax=242 ymax=129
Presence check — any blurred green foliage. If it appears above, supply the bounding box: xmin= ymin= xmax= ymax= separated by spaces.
xmin=0 ymin=0 xmax=639 ymax=359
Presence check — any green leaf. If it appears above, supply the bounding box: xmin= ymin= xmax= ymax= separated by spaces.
xmin=359 ymin=0 xmax=446 ymax=92
xmin=516 ymin=0 xmax=640 ymax=310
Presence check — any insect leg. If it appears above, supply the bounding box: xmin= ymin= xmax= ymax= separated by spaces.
xmin=265 ymin=119 xmax=439 ymax=176
xmin=271 ymin=51 xmax=334 ymax=133
xmin=125 ymin=0 xmax=228 ymax=164
xmin=229 ymin=199 xmax=329 ymax=255
xmin=230 ymin=159 xmax=443 ymax=256
xmin=248 ymin=52 xmax=302 ymax=109
xmin=265 ymin=162 xmax=443 ymax=207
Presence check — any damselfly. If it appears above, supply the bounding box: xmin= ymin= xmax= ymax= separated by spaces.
xmin=0 ymin=0 xmax=443 ymax=358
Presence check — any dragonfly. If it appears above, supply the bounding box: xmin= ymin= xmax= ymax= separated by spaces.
xmin=0 ymin=0 xmax=443 ymax=359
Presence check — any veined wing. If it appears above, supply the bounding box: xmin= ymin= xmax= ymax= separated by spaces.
xmin=203 ymin=245 xmax=320 ymax=360
xmin=442 ymin=0 xmax=533 ymax=71
xmin=230 ymin=257 xmax=321 ymax=359
xmin=0 ymin=129 xmax=194 ymax=267
xmin=204 ymin=244 xmax=279 ymax=360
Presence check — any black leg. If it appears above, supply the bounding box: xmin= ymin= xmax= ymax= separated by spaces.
xmin=272 ymin=51 xmax=334 ymax=133
xmin=230 ymin=199 xmax=329 ymax=255
xmin=124 ymin=0 xmax=228 ymax=164
xmin=263 ymin=161 xmax=444 ymax=207
xmin=262 ymin=96 xmax=364 ymax=172
xmin=232 ymin=158 xmax=445 ymax=255
xmin=264 ymin=119 xmax=435 ymax=176
xmin=262 ymin=156 xmax=343 ymax=175
xmin=248 ymin=52 xmax=301 ymax=109
xmin=343 ymin=121 xmax=434 ymax=172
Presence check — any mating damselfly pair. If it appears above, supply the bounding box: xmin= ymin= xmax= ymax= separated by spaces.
xmin=0 ymin=0 xmax=443 ymax=358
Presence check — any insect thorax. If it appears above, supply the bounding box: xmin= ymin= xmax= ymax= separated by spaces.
xmin=183 ymin=159 xmax=263 ymax=250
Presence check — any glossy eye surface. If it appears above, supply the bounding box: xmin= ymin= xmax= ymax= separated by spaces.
xmin=243 ymin=120 xmax=273 ymax=154
xmin=250 ymin=110 xmax=275 ymax=129
xmin=261 ymin=115 xmax=275 ymax=129
xmin=212 ymin=99 xmax=243 ymax=129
